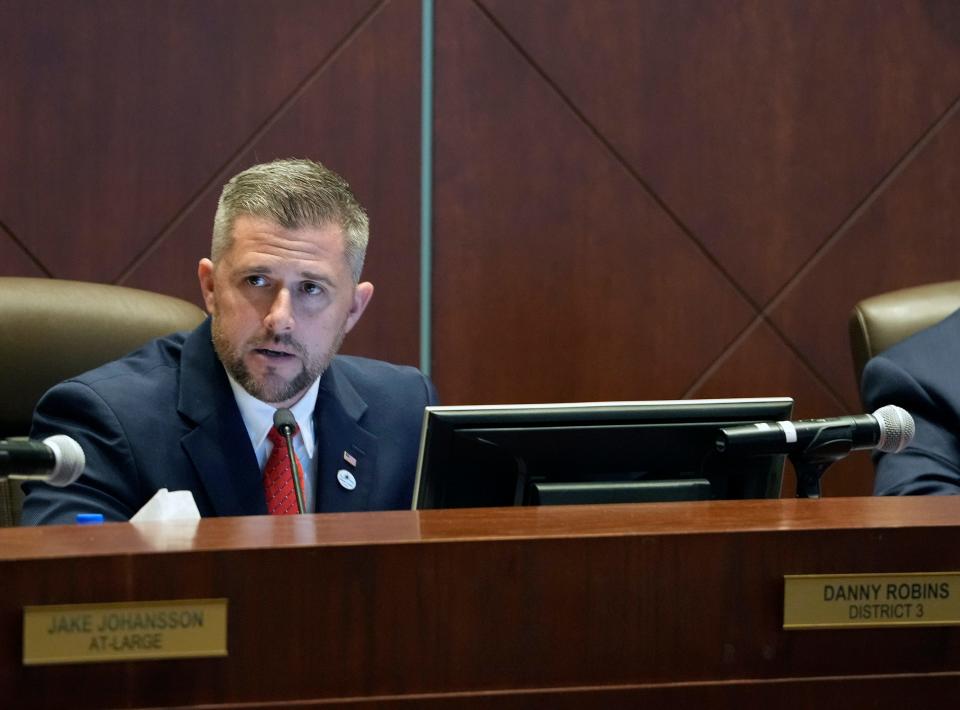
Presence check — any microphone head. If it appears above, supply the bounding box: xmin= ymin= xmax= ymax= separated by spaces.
xmin=42 ymin=434 xmax=85 ymax=487
xmin=273 ymin=408 xmax=297 ymax=435
xmin=872 ymin=405 xmax=915 ymax=454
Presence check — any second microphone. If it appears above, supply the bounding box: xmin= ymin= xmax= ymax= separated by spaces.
xmin=715 ymin=405 xmax=915 ymax=457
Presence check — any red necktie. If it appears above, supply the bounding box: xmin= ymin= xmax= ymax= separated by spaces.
xmin=264 ymin=427 xmax=305 ymax=515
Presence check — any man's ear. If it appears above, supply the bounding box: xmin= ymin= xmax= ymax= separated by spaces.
xmin=197 ymin=258 xmax=216 ymax=315
xmin=344 ymin=281 xmax=374 ymax=334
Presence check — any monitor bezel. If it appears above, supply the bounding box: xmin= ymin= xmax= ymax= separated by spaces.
xmin=412 ymin=397 xmax=795 ymax=510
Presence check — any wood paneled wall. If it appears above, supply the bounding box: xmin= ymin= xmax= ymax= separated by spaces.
xmin=0 ymin=0 xmax=422 ymax=366
xmin=431 ymin=0 xmax=960 ymax=495
xmin=4 ymin=1 xmax=960 ymax=495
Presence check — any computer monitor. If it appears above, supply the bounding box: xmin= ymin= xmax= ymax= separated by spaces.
xmin=412 ymin=397 xmax=794 ymax=510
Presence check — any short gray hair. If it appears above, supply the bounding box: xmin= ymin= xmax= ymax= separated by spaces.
xmin=212 ymin=158 xmax=369 ymax=281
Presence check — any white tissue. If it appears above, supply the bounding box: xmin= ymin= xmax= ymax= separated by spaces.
xmin=130 ymin=488 xmax=201 ymax=522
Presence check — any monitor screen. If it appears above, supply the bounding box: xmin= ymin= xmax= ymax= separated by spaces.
xmin=412 ymin=398 xmax=794 ymax=510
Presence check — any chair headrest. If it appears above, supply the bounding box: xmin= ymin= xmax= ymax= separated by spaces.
xmin=0 ymin=277 xmax=206 ymax=438
xmin=849 ymin=280 xmax=960 ymax=386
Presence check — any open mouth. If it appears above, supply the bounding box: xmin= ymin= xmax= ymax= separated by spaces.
xmin=254 ymin=347 xmax=296 ymax=359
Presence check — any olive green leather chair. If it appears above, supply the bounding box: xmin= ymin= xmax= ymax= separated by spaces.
xmin=0 ymin=277 xmax=206 ymax=525
xmin=849 ymin=280 xmax=960 ymax=388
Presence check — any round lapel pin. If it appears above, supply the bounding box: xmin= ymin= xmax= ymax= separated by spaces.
xmin=337 ymin=469 xmax=357 ymax=491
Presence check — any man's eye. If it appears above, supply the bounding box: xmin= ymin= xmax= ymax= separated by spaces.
xmin=302 ymin=282 xmax=325 ymax=296
xmin=245 ymin=275 xmax=268 ymax=287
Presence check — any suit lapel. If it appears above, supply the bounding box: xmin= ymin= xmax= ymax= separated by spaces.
xmin=177 ymin=320 xmax=266 ymax=517
xmin=314 ymin=361 xmax=378 ymax=512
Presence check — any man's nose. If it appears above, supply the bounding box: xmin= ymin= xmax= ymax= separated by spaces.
xmin=264 ymin=288 xmax=294 ymax=332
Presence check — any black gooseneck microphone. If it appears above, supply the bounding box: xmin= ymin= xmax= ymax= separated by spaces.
xmin=0 ymin=434 xmax=86 ymax=487
xmin=273 ymin=408 xmax=305 ymax=514
xmin=715 ymin=405 xmax=915 ymax=456
xmin=716 ymin=404 xmax=915 ymax=498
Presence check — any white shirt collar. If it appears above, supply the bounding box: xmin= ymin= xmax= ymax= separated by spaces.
xmin=225 ymin=372 xmax=320 ymax=458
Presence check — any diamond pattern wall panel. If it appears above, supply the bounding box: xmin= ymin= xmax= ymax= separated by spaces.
xmin=433 ymin=0 xmax=756 ymax=405
xmin=770 ymin=109 xmax=960 ymax=409
xmin=1 ymin=0 xmax=420 ymax=367
xmin=0 ymin=0 xmax=378 ymax=281
xmin=434 ymin=0 xmax=960 ymax=493
xmin=0 ymin=225 xmax=45 ymax=277
xmin=480 ymin=0 xmax=960 ymax=305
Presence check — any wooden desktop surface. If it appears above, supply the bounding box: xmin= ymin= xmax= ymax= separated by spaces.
xmin=2 ymin=497 xmax=960 ymax=707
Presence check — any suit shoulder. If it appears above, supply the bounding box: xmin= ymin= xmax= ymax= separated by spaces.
xmin=878 ymin=308 xmax=960 ymax=370
xmin=862 ymin=307 xmax=960 ymax=413
xmin=331 ymin=355 xmax=426 ymax=383
xmin=62 ymin=331 xmax=189 ymax=392
xmin=328 ymin=355 xmax=436 ymax=406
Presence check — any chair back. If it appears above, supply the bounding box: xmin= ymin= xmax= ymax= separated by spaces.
xmin=0 ymin=277 xmax=206 ymax=439
xmin=849 ymin=280 xmax=960 ymax=387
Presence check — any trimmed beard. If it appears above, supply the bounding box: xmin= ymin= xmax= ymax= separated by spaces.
xmin=211 ymin=317 xmax=345 ymax=404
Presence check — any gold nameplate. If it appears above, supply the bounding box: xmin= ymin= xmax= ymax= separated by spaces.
xmin=23 ymin=598 xmax=228 ymax=665
xmin=784 ymin=573 xmax=960 ymax=629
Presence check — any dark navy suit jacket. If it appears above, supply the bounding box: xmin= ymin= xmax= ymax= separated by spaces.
xmin=20 ymin=319 xmax=438 ymax=524
xmin=862 ymin=308 xmax=960 ymax=495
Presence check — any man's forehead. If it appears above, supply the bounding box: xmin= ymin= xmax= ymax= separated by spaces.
xmin=233 ymin=213 xmax=344 ymax=238
xmin=222 ymin=216 xmax=347 ymax=259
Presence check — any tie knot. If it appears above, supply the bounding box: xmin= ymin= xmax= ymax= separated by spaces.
xmin=268 ymin=424 xmax=298 ymax=446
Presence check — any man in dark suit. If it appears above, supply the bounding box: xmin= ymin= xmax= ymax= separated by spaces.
xmin=861 ymin=308 xmax=960 ymax=495
xmin=21 ymin=158 xmax=437 ymax=524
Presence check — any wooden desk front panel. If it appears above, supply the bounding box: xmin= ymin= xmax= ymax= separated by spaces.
xmin=2 ymin=497 xmax=960 ymax=707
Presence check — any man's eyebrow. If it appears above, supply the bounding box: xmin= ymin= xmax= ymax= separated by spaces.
xmin=300 ymin=271 xmax=334 ymax=285
xmin=239 ymin=264 xmax=272 ymax=274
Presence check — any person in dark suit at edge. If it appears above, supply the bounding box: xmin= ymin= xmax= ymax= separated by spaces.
xmin=861 ymin=309 xmax=960 ymax=495
xmin=21 ymin=158 xmax=438 ymax=524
